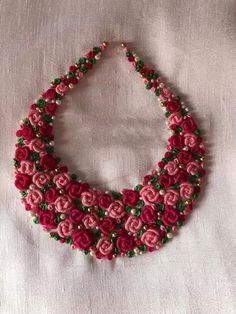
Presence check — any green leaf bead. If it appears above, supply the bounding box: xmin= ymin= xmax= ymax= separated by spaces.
xmin=93 ymin=47 xmax=100 ymax=53
xmin=146 ymin=82 xmax=152 ymax=90
xmin=79 ymin=57 xmax=86 ymax=64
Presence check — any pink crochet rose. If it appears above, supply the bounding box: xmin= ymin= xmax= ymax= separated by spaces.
xmin=53 ymin=172 xmax=70 ymax=189
xmin=107 ymin=200 xmax=125 ymax=219
xmin=186 ymin=162 xmax=200 ymax=175
xmin=29 ymin=138 xmax=45 ymax=153
xmin=54 ymin=195 xmax=73 ymax=213
xmin=125 ymin=216 xmax=142 ymax=234
xmin=26 ymin=189 xmax=43 ymax=206
xmin=82 ymin=213 xmax=99 ymax=229
xmin=140 ymin=185 xmax=159 ymax=205
xmin=96 ymin=237 xmax=113 ymax=255
xmin=18 ymin=161 xmax=35 ymax=176
xmin=168 ymin=112 xmax=183 ymax=126
xmin=28 ymin=110 xmax=41 ymax=125
xmin=32 ymin=172 xmax=50 ymax=188
xmin=184 ymin=132 xmax=198 ymax=147
xmin=164 ymin=189 xmax=179 ymax=205
xmin=81 ymin=190 xmax=97 ymax=207
xmin=164 ymin=161 xmax=179 ymax=176
xmin=180 ymin=182 xmax=194 ymax=200
xmin=141 ymin=229 xmax=160 ymax=247
xmin=57 ymin=219 xmax=74 ymax=238
xmin=55 ymin=82 xmax=68 ymax=96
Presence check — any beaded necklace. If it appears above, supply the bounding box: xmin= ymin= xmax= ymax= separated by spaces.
xmin=14 ymin=42 xmax=206 ymax=260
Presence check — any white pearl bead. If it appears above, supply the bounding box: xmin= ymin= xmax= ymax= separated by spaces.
xmin=60 ymin=214 xmax=66 ymax=220
xmin=131 ymin=208 xmax=136 ymax=215
xmin=49 ymin=141 xmax=55 ymax=146
xmin=69 ymin=83 xmax=74 ymax=89
xmin=56 ymin=100 xmax=61 ymax=105
xmin=159 ymin=189 xmax=165 ymax=196
xmin=167 ymin=233 xmax=173 ymax=239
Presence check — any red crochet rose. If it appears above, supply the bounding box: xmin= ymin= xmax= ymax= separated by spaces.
xmin=44 ymin=188 xmax=59 ymax=203
xmin=121 ymin=189 xmax=139 ymax=207
xmin=69 ymin=208 xmax=84 ymax=224
xmin=116 ymin=234 xmax=134 ymax=253
xmin=181 ymin=116 xmax=196 ymax=132
xmin=158 ymin=174 xmax=173 ymax=188
xmin=140 ymin=205 xmax=157 ymax=223
xmin=66 ymin=182 xmax=89 ymax=199
xmin=15 ymin=173 xmax=31 ymax=190
xmin=39 ymin=154 xmax=57 ymax=170
xmin=99 ymin=217 xmax=116 ymax=235
xmin=161 ymin=209 xmax=180 ymax=227
xmin=38 ymin=211 xmax=56 ymax=229
xmin=72 ymin=230 xmax=93 ymax=250
xmin=174 ymin=170 xmax=188 ymax=183
xmin=38 ymin=125 xmax=53 ymax=138
xmin=45 ymin=103 xmax=57 ymax=116
xmin=166 ymin=100 xmax=181 ymax=113
xmin=177 ymin=151 xmax=192 ymax=164
xmin=42 ymin=88 xmax=56 ymax=101
xmin=98 ymin=194 xmax=112 ymax=209
xmin=21 ymin=126 xmax=35 ymax=141
xmin=168 ymin=135 xmax=185 ymax=148
xmin=15 ymin=146 xmax=30 ymax=161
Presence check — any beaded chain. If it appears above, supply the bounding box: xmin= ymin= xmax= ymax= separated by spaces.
xmin=14 ymin=42 xmax=206 ymax=260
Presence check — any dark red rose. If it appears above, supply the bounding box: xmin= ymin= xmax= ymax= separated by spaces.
xmin=143 ymin=175 xmax=152 ymax=185
xmin=42 ymin=88 xmax=56 ymax=101
xmin=66 ymin=182 xmax=89 ymax=199
xmin=72 ymin=230 xmax=93 ymax=250
xmin=168 ymin=135 xmax=185 ymax=148
xmin=98 ymin=194 xmax=112 ymax=209
xmin=38 ymin=211 xmax=56 ymax=228
xmin=161 ymin=209 xmax=180 ymax=227
xmin=158 ymin=174 xmax=173 ymax=188
xmin=121 ymin=189 xmax=139 ymax=207
xmin=177 ymin=151 xmax=192 ymax=164
xmin=39 ymin=125 xmax=53 ymax=139
xmin=39 ymin=154 xmax=57 ymax=170
xmin=181 ymin=116 xmax=196 ymax=132
xmin=140 ymin=205 xmax=157 ymax=223
xmin=116 ymin=234 xmax=134 ymax=253
xmin=174 ymin=170 xmax=188 ymax=183
xmin=166 ymin=100 xmax=181 ymax=113
xmin=15 ymin=173 xmax=31 ymax=190
xmin=21 ymin=126 xmax=35 ymax=141
xmin=15 ymin=146 xmax=30 ymax=161
xmin=69 ymin=208 xmax=84 ymax=224
xmin=99 ymin=217 xmax=116 ymax=235
xmin=44 ymin=188 xmax=59 ymax=203
xmin=44 ymin=103 xmax=57 ymax=116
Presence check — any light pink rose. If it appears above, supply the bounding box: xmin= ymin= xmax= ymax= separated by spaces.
xmin=107 ymin=200 xmax=125 ymax=219
xmin=82 ymin=213 xmax=99 ymax=229
xmin=159 ymin=87 xmax=171 ymax=102
xmin=184 ymin=133 xmax=197 ymax=147
xmin=96 ymin=237 xmax=113 ymax=255
xmin=141 ymin=228 xmax=160 ymax=247
xmin=125 ymin=216 xmax=142 ymax=234
xmin=53 ymin=172 xmax=70 ymax=189
xmin=26 ymin=189 xmax=43 ymax=206
xmin=28 ymin=110 xmax=41 ymax=125
xmin=54 ymin=195 xmax=73 ymax=213
xmin=29 ymin=138 xmax=45 ymax=153
xmin=81 ymin=190 xmax=97 ymax=207
xmin=168 ymin=112 xmax=183 ymax=126
xmin=32 ymin=172 xmax=50 ymax=188
xmin=164 ymin=189 xmax=179 ymax=205
xmin=186 ymin=162 xmax=200 ymax=175
xmin=164 ymin=161 xmax=179 ymax=176
xmin=180 ymin=182 xmax=194 ymax=200
xmin=55 ymin=82 xmax=68 ymax=96
xmin=18 ymin=161 xmax=35 ymax=175
xmin=57 ymin=219 xmax=74 ymax=238
xmin=140 ymin=185 xmax=159 ymax=205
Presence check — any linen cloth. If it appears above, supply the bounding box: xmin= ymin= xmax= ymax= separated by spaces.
xmin=0 ymin=0 xmax=235 ymax=313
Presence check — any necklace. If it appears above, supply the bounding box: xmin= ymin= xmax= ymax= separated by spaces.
xmin=14 ymin=42 xmax=206 ymax=260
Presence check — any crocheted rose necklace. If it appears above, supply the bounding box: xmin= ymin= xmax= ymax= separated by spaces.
xmin=14 ymin=42 xmax=206 ymax=260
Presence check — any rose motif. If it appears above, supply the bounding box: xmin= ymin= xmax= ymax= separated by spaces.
xmin=53 ymin=172 xmax=70 ymax=189
xmin=116 ymin=234 xmax=134 ymax=253
xmin=38 ymin=125 xmax=53 ymax=139
xmin=26 ymin=189 xmax=43 ymax=206
xmin=15 ymin=146 xmax=30 ymax=161
xmin=82 ymin=213 xmax=99 ymax=229
xmin=28 ymin=110 xmax=41 ymax=125
xmin=181 ymin=116 xmax=196 ymax=132
xmin=140 ymin=205 xmax=157 ymax=223
xmin=166 ymin=100 xmax=181 ymax=113
xmin=38 ymin=211 xmax=55 ymax=229
xmin=184 ymin=133 xmax=197 ymax=147
xmin=55 ymin=82 xmax=68 ymax=96
xmin=66 ymin=182 xmax=89 ymax=199
xmin=164 ymin=189 xmax=179 ymax=206
xmin=140 ymin=185 xmax=159 ymax=205
xmin=54 ymin=195 xmax=73 ymax=213
xmin=96 ymin=237 xmax=113 ymax=255
xmin=121 ymin=189 xmax=139 ymax=207
xmin=99 ymin=217 xmax=116 ymax=235
xmin=168 ymin=135 xmax=185 ymax=149
xmin=159 ymin=87 xmax=171 ymax=102
xmin=125 ymin=216 xmax=142 ymax=233
xmin=69 ymin=208 xmax=84 ymax=224
xmin=42 ymin=88 xmax=56 ymax=101
xmin=18 ymin=161 xmax=35 ymax=175
xmin=57 ymin=219 xmax=74 ymax=238
xmin=168 ymin=112 xmax=183 ymax=126
xmin=177 ymin=151 xmax=192 ymax=164
xmin=15 ymin=173 xmax=31 ymax=190
xmin=72 ymin=230 xmax=93 ymax=250
xmin=162 ymin=209 xmax=180 ymax=227
xmin=97 ymin=194 xmax=112 ymax=209
xmin=81 ymin=190 xmax=97 ymax=207
xmin=164 ymin=161 xmax=179 ymax=176
xmin=29 ymin=138 xmax=45 ymax=153
xmin=186 ymin=162 xmax=200 ymax=175
xmin=39 ymin=154 xmax=57 ymax=170
xmin=32 ymin=172 xmax=50 ymax=188
xmin=158 ymin=174 xmax=173 ymax=188
xmin=21 ymin=126 xmax=35 ymax=141
xmin=45 ymin=102 xmax=57 ymax=116
xmin=174 ymin=170 xmax=188 ymax=183
xmin=44 ymin=188 xmax=59 ymax=203
xmin=107 ymin=201 xmax=125 ymax=219
xmin=180 ymin=182 xmax=194 ymax=200
xmin=141 ymin=229 xmax=160 ymax=247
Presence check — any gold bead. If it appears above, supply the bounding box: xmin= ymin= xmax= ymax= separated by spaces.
xmin=59 ymin=189 xmax=64 ymax=194
xmin=102 ymin=41 xmax=108 ymax=47
xmin=121 ymin=42 xmax=126 ymax=48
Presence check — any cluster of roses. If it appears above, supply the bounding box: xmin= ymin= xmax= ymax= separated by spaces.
xmin=14 ymin=44 xmax=205 ymax=259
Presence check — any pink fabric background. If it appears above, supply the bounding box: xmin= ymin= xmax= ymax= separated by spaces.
xmin=0 ymin=0 xmax=235 ymax=313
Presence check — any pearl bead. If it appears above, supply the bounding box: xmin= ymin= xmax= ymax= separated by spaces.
xmin=159 ymin=189 xmax=165 ymax=196
xmin=131 ymin=208 xmax=136 ymax=215
xmin=159 ymin=83 xmax=164 ymax=88
xmin=60 ymin=214 xmax=66 ymax=220
xmin=69 ymin=83 xmax=74 ymax=89
xmin=56 ymin=100 xmax=61 ymax=105
xmin=49 ymin=141 xmax=55 ymax=146
xmin=29 ymin=184 xmax=35 ymax=190
xmin=167 ymin=233 xmax=173 ymax=239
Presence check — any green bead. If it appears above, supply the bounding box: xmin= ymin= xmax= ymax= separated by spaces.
xmin=156 ymin=220 xmax=162 ymax=226
xmin=136 ymin=200 xmax=144 ymax=209
xmin=65 ymin=238 xmax=72 ymax=245
xmin=181 ymin=108 xmax=188 ymax=116
xmin=139 ymin=245 xmax=146 ymax=252
xmin=53 ymin=78 xmax=61 ymax=85
xmin=20 ymin=191 xmax=27 ymax=198
xmin=45 ymin=146 xmax=54 ymax=154
xmin=17 ymin=138 xmax=24 ymax=146
xmin=36 ymin=99 xmax=46 ymax=108
xmin=125 ymin=206 xmax=131 ymax=213
xmin=54 ymin=234 xmax=59 ymax=241
xmin=126 ymin=51 xmax=132 ymax=57
xmin=176 ymin=96 xmax=181 ymax=101
xmin=126 ymin=250 xmax=135 ymax=258
xmin=80 ymin=66 xmax=87 ymax=73
xmin=177 ymin=220 xmax=183 ymax=227
xmin=171 ymin=183 xmax=179 ymax=190
xmin=195 ymin=128 xmax=201 ymax=136
xmin=160 ymin=169 xmax=167 ymax=174
xmin=33 ymin=216 xmax=39 ymax=224
xmin=43 ymin=115 xmax=52 ymax=124
xmin=134 ymin=184 xmax=142 ymax=192
xmin=67 ymin=71 xmax=75 ymax=78
xmin=93 ymin=47 xmax=100 ymax=53
xmin=70 ymin=173 xmax=77 ymax=181
xmin=88 ymin=58 xmax=96 ymax=64
xmin=98 ymin=209 xmax=105 ymax=217
xmin=146 ymin=82 xmax=152 ymax=89
xmin=150 ymin=175 xmax=158 ymax=184
xmin=79 ymin=57 xmax=86 ymax=64
xmin=110 ymin=191 xmax=122 ymax=200
xmin=40 ymin=202 xmax=48 ymax=210
xmin=155 ymin=89 xmax=160 ymax=96
xmin=30 ymin=152 xmax=39 ymax=161
xmin=154 ymin=183 xmax=161 ymax=190
xmin=55 ymin=94 xmax=63 ymax=100
xmin=161 ymin=238 xmax=168 ymax=244
xmin=137 ymin=229 xmax=143 ymax=237
xmin=135 ymin=209 xmax=141 ymax=217
xmin=165 ymin=111 xmax=171 ymax=118
xmin=176 ymin=200 xmax=185 ymax=212
xmin=84 ymin=250 xmax=89 ymax=255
